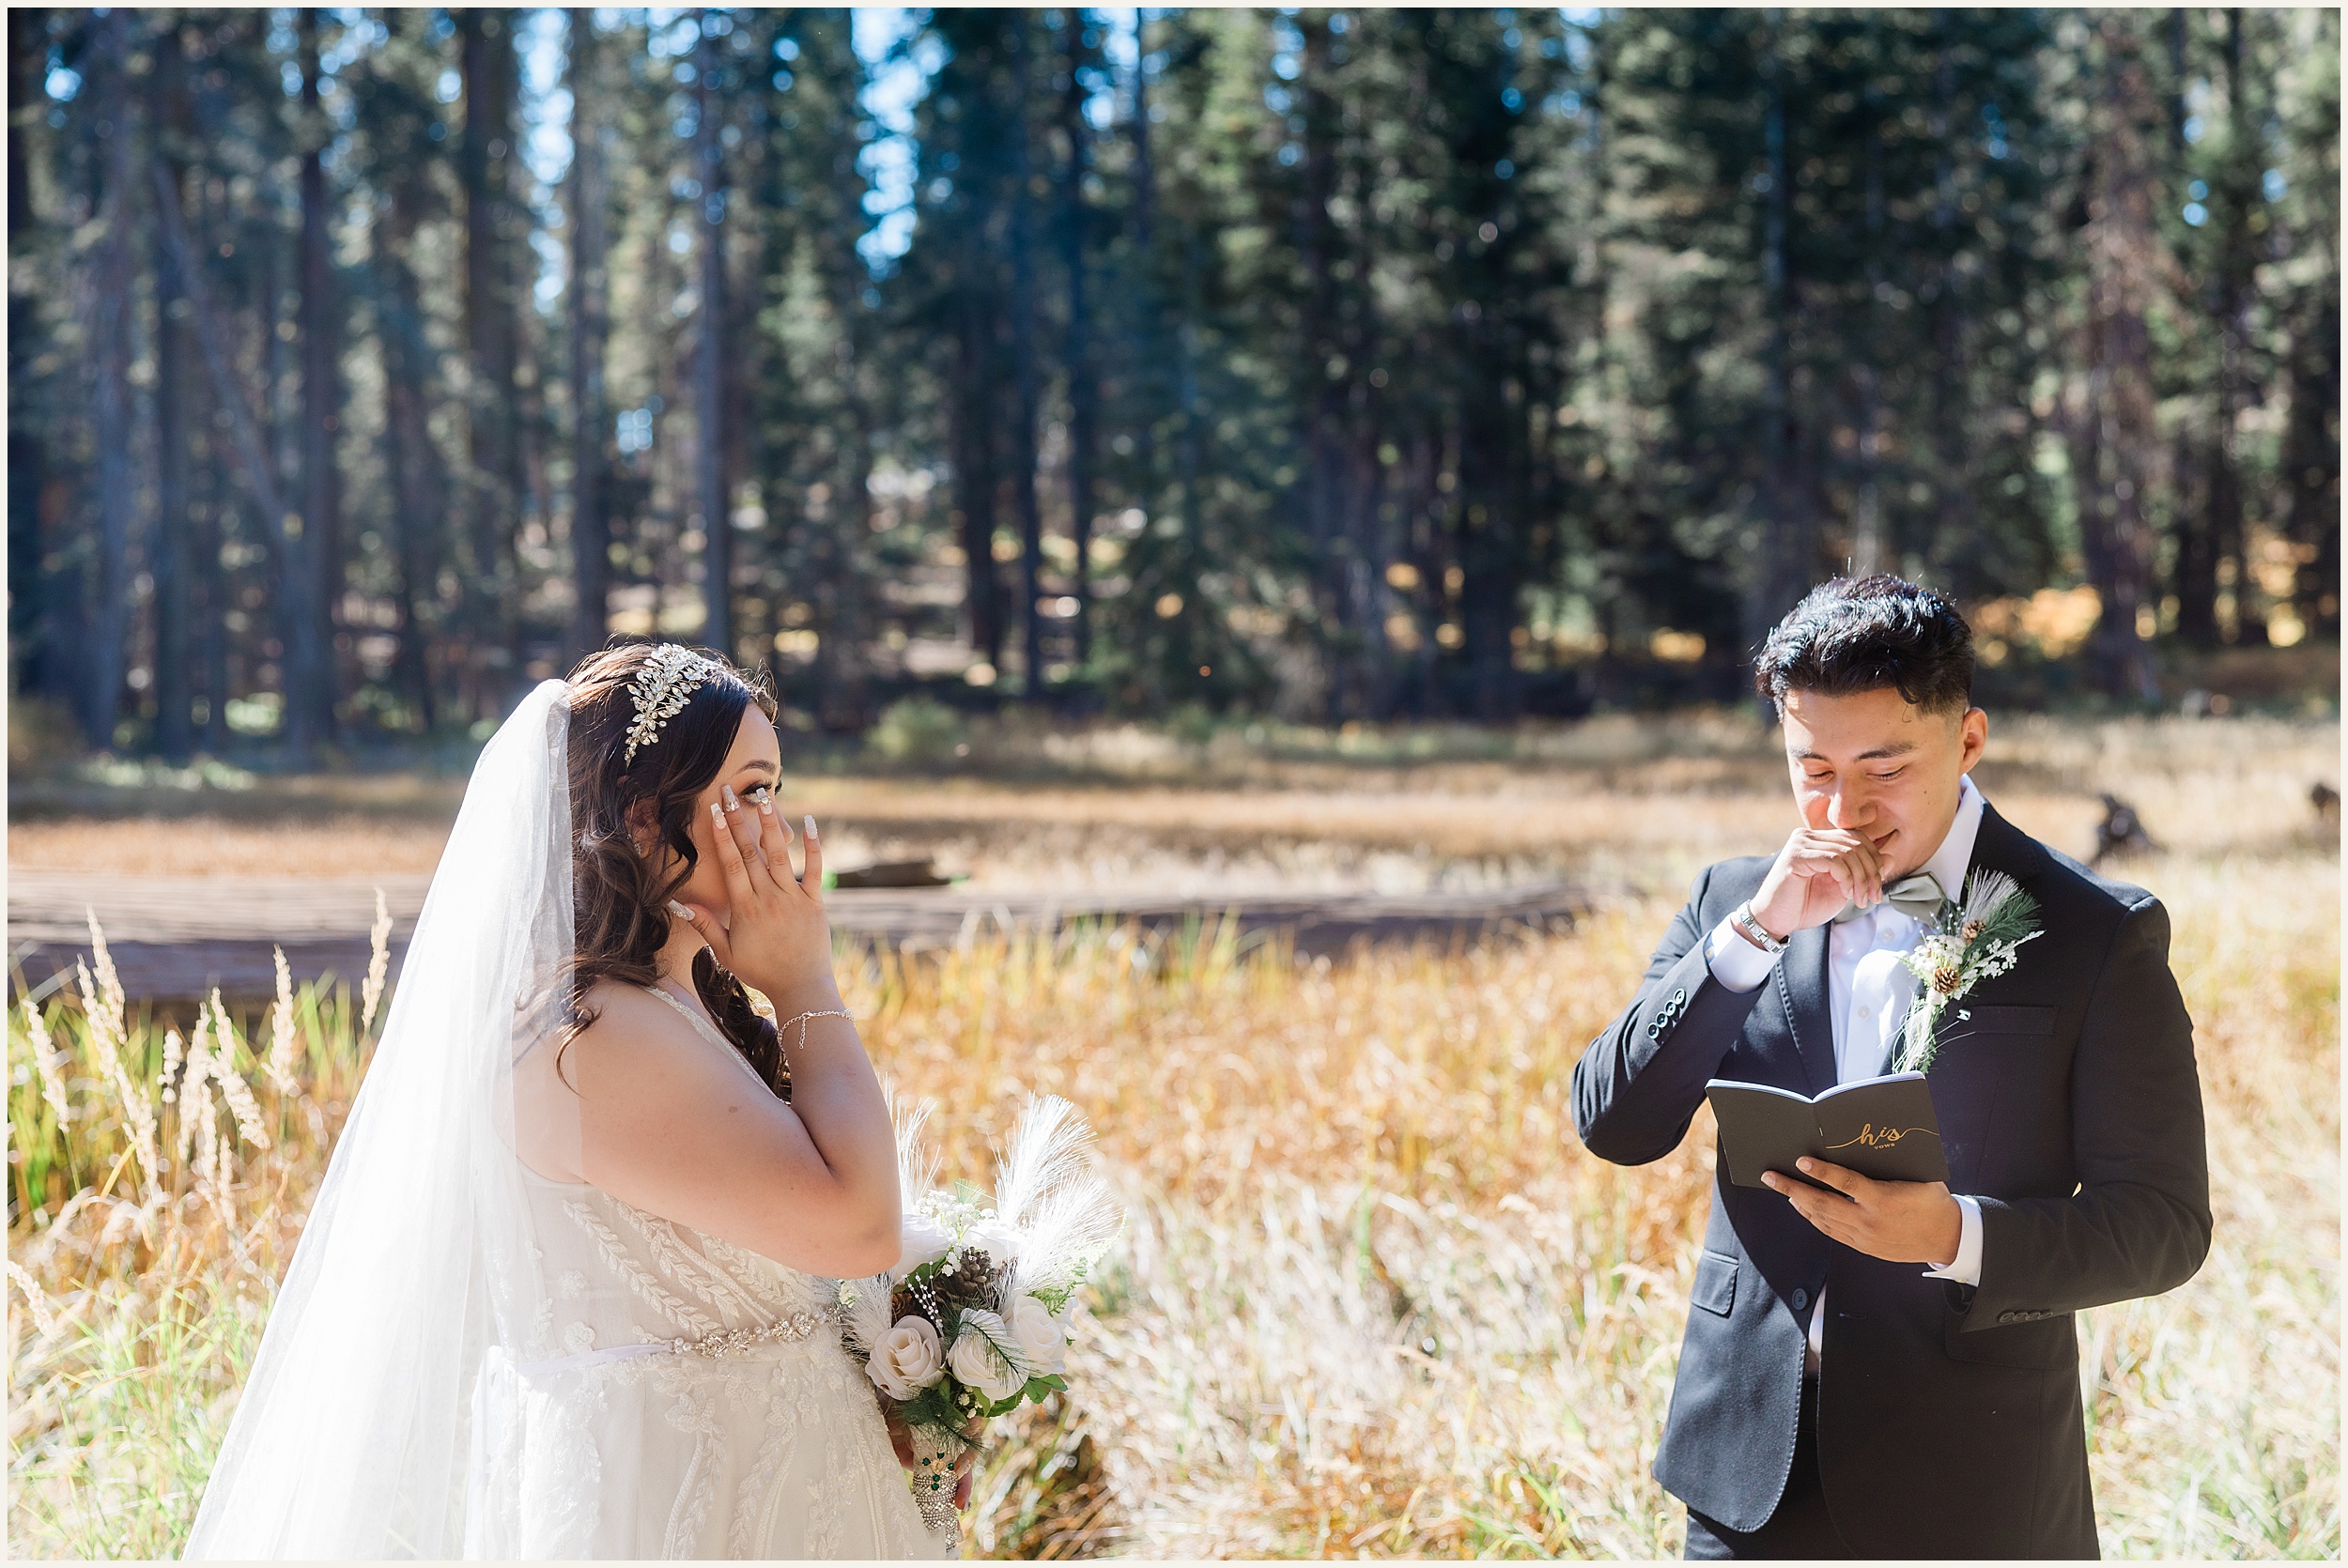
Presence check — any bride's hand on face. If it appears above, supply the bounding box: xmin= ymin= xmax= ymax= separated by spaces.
xmin=669 ymin=787 xmax=837 ymax=1005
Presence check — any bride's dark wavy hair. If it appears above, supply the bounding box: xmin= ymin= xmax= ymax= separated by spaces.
xmin=558 ymin=638 xmax=787 ymax=1096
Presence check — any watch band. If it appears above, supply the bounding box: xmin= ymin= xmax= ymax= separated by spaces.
xmin=1729 ymin=901 xmax=1789 ymax=956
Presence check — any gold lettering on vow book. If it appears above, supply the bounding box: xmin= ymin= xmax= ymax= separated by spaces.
xmin=1825 ymin=1122 xmax=1943 ymax=1153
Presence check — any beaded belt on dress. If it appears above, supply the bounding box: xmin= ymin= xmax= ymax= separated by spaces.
xmin=506 ymin=1309 xmax=826 ymax=1378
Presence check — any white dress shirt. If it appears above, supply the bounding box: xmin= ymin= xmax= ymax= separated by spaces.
xmin=1704 ymin=776 xmax=1989 ymax=1368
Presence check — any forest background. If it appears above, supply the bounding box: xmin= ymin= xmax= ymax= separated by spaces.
xmin=6 ymin=6 xmax=2340 ymax=759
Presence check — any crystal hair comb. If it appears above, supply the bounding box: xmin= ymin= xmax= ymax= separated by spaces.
xmin=622 ymin=645 xmax=716 ymax=763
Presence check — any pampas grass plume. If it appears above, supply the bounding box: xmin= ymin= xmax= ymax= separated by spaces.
xmin=361 ymin=888 xmax=393 ymax=1037
xmin=265 ymin=945 xmax=301 ymax=1095
xmin=23 ymin=996 xmax=71 ymax=1125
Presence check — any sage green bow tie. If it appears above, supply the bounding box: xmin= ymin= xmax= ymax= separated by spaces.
xmin=1832 ymin=871 xmax=1947 ymax=926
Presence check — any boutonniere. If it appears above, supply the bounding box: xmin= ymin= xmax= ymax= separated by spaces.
xmin=1891 ymin=869 xmax=2045 ymax=1074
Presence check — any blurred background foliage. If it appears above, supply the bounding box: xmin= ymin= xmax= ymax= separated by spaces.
xmin=7 ymin=7 xmax=2339 ymax=760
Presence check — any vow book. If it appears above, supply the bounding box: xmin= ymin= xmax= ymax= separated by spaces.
xmin=1705 ymin=1073 xmax=1949 ymax=1189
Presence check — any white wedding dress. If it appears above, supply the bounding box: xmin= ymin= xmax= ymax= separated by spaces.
xmin=467 ymin=987 xmax=941 ymax=1559
xmin=184 ymin=682 xmax=943 ymax=1560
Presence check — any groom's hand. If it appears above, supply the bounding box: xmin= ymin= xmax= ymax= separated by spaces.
xmin=1748 ymin=826 xmax=1888 ymax=938
xmin=1763 ymin=1158 xmax=1963 ymax=1268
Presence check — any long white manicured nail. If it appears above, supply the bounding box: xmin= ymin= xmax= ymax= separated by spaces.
xmin=722 ymin=784 xmax=739 ymax=812
xmin=803 ymin=814 xmax=818 ymax=840
xmin=668 ymin=900 xmax=693 ymax=920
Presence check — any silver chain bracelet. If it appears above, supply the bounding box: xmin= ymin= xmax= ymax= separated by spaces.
xmin=778 ymin=1008 xmax=854 ymax=1052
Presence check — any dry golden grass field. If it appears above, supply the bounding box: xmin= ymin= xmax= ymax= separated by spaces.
xmin=8 ymin=712 xmax=2340 ymax=1558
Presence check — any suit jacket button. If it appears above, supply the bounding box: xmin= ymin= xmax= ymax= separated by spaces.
xmin=1790 ymin=1288 xmax=1809 ymax=1314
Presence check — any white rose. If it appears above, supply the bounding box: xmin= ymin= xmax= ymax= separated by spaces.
xmin=866 ymin=1314 xmax=946 ymax=1401
xmin=894 ymin=1213 xmax=955 ymax=1282
xmin=1004 ymin=1294 xmax=1067 ymax=1378
xmin=946 ymin=1309 xmax=1027 ymax=1404
xmin=965 ymin=1216 xmax=1023 ymax=1270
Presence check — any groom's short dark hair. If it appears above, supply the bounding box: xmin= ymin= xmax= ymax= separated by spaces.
xmin=1753 ymin=575 xmax=1975 ymax=716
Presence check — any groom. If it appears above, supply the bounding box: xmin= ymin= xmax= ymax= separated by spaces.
xmin=1572 ymin=576 xmax=2210 ymax=1558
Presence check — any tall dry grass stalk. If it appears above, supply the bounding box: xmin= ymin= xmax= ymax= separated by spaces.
xmin=262 ymin=946 xmax=300 ymax=1096
xmin=361 ymin=887 xmax=394 ymax=1035
xmin=21 ymin=999 xmax=70 ymax=1128
xmin=8 ymin=725 xmax=2337 ymax=1559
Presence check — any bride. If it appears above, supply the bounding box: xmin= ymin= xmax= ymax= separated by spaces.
xmin=185 ymin=640 xmax=954 ymax=1558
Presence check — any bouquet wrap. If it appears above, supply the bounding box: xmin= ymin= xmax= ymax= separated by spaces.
xmin=909 ymin=1426 xmax=965 ymax=1549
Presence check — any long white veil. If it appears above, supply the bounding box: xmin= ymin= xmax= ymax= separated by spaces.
xmin=185 ymin=679 xmax=579 ymax=1558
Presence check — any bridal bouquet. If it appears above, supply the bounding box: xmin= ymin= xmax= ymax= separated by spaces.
xmin=842 ymin=1095 xmax=1121 ymax=1545
xmin=1891 ymin=869 xmax=2044 ymax=1074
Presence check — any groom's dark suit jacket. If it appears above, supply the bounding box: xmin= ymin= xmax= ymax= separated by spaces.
xmin=1571 ymin=806 xmax=2209 ymax=1558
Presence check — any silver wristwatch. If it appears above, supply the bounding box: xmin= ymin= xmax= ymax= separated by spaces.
xmin=1729 ymin=901 xmax=1789 ymax=957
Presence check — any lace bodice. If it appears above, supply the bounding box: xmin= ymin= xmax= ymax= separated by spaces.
xmin=514 ymin=985 xmax=832 ymax=1368
xmin=467 ymin=985 xmax=939 ymax=1559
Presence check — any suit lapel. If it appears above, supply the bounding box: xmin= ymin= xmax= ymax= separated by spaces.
xmin=1776 ymin=924 xmax=1838 ymax=1096
xmin=1916 ymin=801 xmax=2052 ymax=1191
xmin=1966 ymin=802 xmax=2052 ymax=887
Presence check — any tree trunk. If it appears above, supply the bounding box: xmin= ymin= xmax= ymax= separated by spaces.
xmin=152 ymin=20 xmax=196 ymax=760
xmin=2278 ymin=8 xmax=2338 ymax=639
xmin=2168 ymin=8 xmax=2189 ymax=153
xmin=1456 ymin=272 xmax=1526 ymax=719
xmin=695 ymin=11 xmax=733 ymax=657
xmin=355 ymin=12 xmax=445 ymax=731
xmin=818 ymin=35 xmax=878 ymax=733
xmin=567 ymin=8 xmax=611 ymax=665
xmin=380 ymin=189 xmax=445 ymax=731
xmin=1924 ymin=23 xmax=1974 ymax=573
xmin=2070 ymin=19 xmax=2168 ymax=703
xmin=1007 ymin=15 xmax=1048 ymax=697
xmin=953 ymin=282 xmax=1002 ymax=667
xmin=1751 ymin=11 xmax=1808 ymax=660
xmin=1130 ymin=16 xmax=1157 ymax=252
xmin=150 ymin=158 xmax=300 ymax=669
xmin=6 ymin=7 xmax=67 ymax=716
xmin=458 ymin=9 xmax=520 ymax=702
xmin=1126 ymin=13 xmax=1167 ymax=538
xmin=2209 ymin=8 xmax=2263 ymax=644
xmin=1853 ymin=28 xmax=1887 ymax=578
xmin=821 ymin=330 xmax=874 ymax=730
xmin=2284 ymin=288 xmax=2340 ymax=636
xmin=1298 ymin=13 xmax=1350 ymax=719
xmin=382 ymin=368 xmax=441 ymax=731
xmin=1175 ymin=224 xmax=1208 ymax=698
xmin=2155 ymin=8 xmax=2210 ymax=637
xmin=1058 ymin=12 xmax=1098 ymax=669
xmin=293 ymin=10 xmax=341 ymax=748
xmin=82 ymin=8 xmax=138 ymax=751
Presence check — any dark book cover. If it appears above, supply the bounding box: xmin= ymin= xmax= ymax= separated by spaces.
xmin=1705 ymin=1072 xmax=1949 ymax=1189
